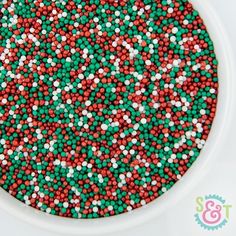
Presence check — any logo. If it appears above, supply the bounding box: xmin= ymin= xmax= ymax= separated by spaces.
xmin=194 ymin=194 xmax=232 ymax=230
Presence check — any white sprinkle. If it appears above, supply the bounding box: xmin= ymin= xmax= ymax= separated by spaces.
xmin=93 ymin=206 xmax=98 ymax=212
xmin=19 ymin=85 xmax=24 ymax=91
xmin=210 ymin=88 xmax=216 ymax=94
xmin=140 ymin=118 xmax=147 ymax=124
xmin=172 ymin=27 xmax=178 ymax=34
xmin=145 ymin=60 xmax=152 ymax=66
xmin=85 ymin=100 xmax=91 ymax=106
xmin=2 ymin=98 xmax=7 ymax=104
xmin=140 ymin=200 xmax=146 ymax=205
xmin=53 ymin=81 xmax=59 ymax=87
xmin=119 ymin=174 xmax=125 ymax=180
xmin=126 ymin=206 xmax=132 ymax=211
xmin=101 ymin=124 xmax=108 ymax=130
xmin=0 ymin=154 xmax=5 ymax=160
xmin=7 ymin=149 xmax=13 ymax=155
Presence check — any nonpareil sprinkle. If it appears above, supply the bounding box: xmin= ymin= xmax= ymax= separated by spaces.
xmin=0 ymin=0 xmax=218 ymax=218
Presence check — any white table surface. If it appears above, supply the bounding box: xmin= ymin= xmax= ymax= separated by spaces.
xmin=0 ymin=0 xmax=236 ymax=235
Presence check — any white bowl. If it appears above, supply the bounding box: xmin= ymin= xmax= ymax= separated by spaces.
xmin=0 ymin=0 xmax=234 ymax=235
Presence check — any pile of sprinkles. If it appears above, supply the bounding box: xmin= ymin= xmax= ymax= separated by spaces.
xmin=0 ymin=0 xmax=218 ymax=219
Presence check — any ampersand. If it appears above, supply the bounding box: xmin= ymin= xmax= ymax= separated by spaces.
xmin=202 ymin=200 xmax=222 ymax=225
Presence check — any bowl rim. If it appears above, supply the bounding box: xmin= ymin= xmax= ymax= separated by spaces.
xmin=0 ymin=0 xmax=234 ymax=235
